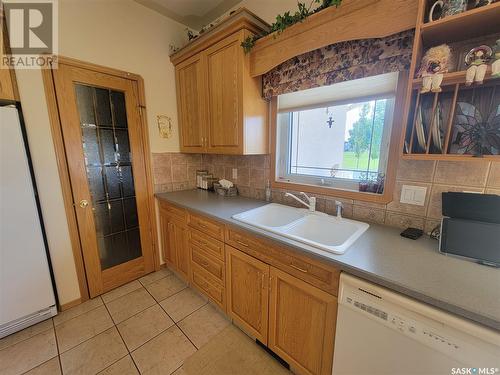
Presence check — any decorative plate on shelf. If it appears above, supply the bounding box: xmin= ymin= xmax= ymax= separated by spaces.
xmin=464 ymin=45 xmax=493 ymax=66
xmin=415 ymin=105 xmax=427 ymax=151
xmin=432 ymin=102 xmax=443 ymax=152
xmin=450 ymin=102 xmax=500 ymax=156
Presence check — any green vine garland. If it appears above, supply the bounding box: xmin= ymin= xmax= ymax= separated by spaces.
xmin=241 ymin=0 xmax=342 ymax=53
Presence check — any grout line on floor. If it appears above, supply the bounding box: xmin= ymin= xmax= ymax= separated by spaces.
xmin=138 ymin=269 xmax=172 ymax=287
xmin=141 ymin=280 xmax=201 ymax=352
xmin=175 ymin=322 xmax=200 ymax=350
xmin=100 ymin=299 xmax=143 ymax=373
xmin=0 ymin=319 xmax=55 ymax=354
xmin=101 ymin=300 xmax=130 ymax=350
xmin=170 ymin=363 xmax=183 ymax=375
xmin=103 ymin=285 xmax=147 ymax=307
xmin=123 ymin=284 xmax=193 ymax=357
xmin=96 ymin=352 xmax=130 ymax=374
xmin=51 ymin=318 xmax=64 ymax=374
xmin=53 ymin=298 xmax=104 ymax=328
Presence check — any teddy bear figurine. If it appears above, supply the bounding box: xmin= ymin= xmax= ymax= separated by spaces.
xmin=417 ymin=44 xmax=451 ymax=93
xmin=492 ymin=40 xmax=500 ymax=78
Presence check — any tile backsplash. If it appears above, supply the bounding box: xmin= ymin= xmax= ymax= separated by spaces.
xmin=152 ymin=153 xmax=500 ymax=233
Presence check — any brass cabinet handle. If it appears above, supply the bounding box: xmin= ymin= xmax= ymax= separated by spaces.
xmin=79 ymin=199 xmax=89 ymax=208
xmin=290 ymin=264 xmax=308 ymax=273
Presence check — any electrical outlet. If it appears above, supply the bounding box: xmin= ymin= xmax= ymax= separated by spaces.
xmin=400 ymin=185 xmax=427 ymax=206
xmin=232 ymin=168 xmax=238 ymax=179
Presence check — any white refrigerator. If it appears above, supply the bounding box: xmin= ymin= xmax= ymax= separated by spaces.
xmin=0 ymin=105 xmax=57 ymax=338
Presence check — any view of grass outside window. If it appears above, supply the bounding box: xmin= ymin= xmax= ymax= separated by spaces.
xmin=275 ymin=73 xmax=397 ymax=193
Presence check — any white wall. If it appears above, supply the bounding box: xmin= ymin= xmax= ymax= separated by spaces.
xmin=14 ymin=0 xmax=186 ymax=305
xmin=230 ymin=0 xmax=300 ymax=24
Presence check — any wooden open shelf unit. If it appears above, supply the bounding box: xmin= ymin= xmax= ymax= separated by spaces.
xmin=420 ymin=1 xmax=500 ymax=45
xmin=401 ymin=0 xmax=500 ymax=161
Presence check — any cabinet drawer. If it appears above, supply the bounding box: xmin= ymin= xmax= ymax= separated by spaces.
xmin=158 ymin=200 xmax=187 ymax=222
xmin=189 ymin=229 xmax=224 ymax=260
xmin=226 ymin=227 xmax=340 ymax=296
xmin=191 ymin=246 xmax=225 ymax=284
xmin=188 ymin=212 xmax=224 ymax=240
xmin=191 ymin=264 xmax=225 ymax=311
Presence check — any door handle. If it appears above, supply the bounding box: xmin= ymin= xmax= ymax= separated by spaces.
xmin=79 ymin=199 xmax=89 ymax=208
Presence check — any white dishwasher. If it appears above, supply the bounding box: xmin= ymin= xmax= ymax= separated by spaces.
xmin=333 ymin=274 xmax=500 ymax=375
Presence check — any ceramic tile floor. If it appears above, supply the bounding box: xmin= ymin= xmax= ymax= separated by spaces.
xmin=0 ymin=269 xmax=232 ymax=375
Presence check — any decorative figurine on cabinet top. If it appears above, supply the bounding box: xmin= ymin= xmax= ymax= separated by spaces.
xmin=465 ymin=45 xmax=493 ymax=86
xmin=492 ymin=40 xmax=500 ymax=78
xmin=417 ymin=44 xmax=451 ymax=93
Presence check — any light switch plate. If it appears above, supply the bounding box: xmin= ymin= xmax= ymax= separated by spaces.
xmin=232 ymin=168 xmax=238 ymax=179
xmin=400 ymin=185 xmax=427 ymax=206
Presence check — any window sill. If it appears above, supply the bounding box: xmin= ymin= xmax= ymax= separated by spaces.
xmin=272 ymin=179 xmax=394 ymax=204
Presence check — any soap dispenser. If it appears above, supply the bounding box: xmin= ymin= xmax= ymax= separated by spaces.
xmin=265 ymin=180 xmax=272 ymax=202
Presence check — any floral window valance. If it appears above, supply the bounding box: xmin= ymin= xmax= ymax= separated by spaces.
xmin=262 ymin=29 xmax=415 ymax=100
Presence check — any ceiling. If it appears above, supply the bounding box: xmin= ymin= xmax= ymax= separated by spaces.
xmin=134 ymin=0 xmax=243 ymax=30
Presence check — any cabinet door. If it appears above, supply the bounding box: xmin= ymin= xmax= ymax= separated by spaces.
xmin=176 ymin=54 xmax=206 ymax=153
xmin=205 ymin=34 xmax=242 ymax=154
xmin=0 ymin=30 xmax=16 ymax=101
xmin=226 ymin=245 xmax=269 ymax=343
xmin=269 ymin=267 xmax=337 ymax=375
xmin=172 ymin=221 xmax=189 ymax=280
xmin=160 ymin=210 xmax=177 ymax=268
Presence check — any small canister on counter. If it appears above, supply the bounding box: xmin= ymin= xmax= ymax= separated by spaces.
xmin=207 ymin=177 xmax=219 ymax=191
xmin=196 ymin=170 xmax=208 ymax=188
xmin=201 ymin=174 xmax=215 ymax=190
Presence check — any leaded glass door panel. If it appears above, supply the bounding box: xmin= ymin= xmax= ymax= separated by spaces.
xmin=53 ymin=62 xmax=154 ymax=297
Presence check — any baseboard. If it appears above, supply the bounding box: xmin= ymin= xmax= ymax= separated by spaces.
xmin=59 ymin=297 xmax=82 ymax=311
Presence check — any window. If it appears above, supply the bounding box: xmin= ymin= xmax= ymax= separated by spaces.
xmin=275 ymin=72 xmax=398 ymax=194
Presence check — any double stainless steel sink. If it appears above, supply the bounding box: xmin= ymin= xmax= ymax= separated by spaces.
xmin=232 ymin=203 xmax=369 ymax=254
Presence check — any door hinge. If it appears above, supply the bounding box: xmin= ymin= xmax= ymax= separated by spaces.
xmin=138 ymin=105 xmax=146 ymax=116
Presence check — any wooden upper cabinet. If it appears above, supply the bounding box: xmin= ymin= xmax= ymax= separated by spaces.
xmin=176 ymin=54 xmax=206 ymax=152
xmin=170 ymin=9 xmax=270 ymax=155
xmin=269 ymin=267 xmax=337 ymax=375
xmin=205 ymin=34 xmax=241 ymax=152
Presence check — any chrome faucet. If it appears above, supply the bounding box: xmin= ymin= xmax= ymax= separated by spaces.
xmin=335 ymin=200 xmax=343 ymax=218
xmin=285 ymin=192 xmax=316 ymax=212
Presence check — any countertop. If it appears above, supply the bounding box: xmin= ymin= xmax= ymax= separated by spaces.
xmin=156 ymin=189 xmax=500 ymax=331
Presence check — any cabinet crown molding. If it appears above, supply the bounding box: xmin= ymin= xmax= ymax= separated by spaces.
xmin=170 ymin=8 xmax=270 ymax=67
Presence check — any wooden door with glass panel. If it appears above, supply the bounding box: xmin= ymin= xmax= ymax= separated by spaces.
xmin=53 ymin=63 xmax=154 ymax=297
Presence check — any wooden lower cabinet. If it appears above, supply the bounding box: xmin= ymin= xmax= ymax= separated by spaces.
xmin=269 ymin=267 xmax=337 ymax=375
xmin=159 ymin=200 xmax=338 ymax=375
xmin=226 ymin=245 xmax=269 ymax=344
xmin=159 ymin=208 xmax=189 ymax=280
xmin=187 ymin=223 xmax=226 ymax=311
xmin=159 ymin=208 xmax=176 ymax=267
xmin=226 ymin=245 xmax=337 ymax=375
